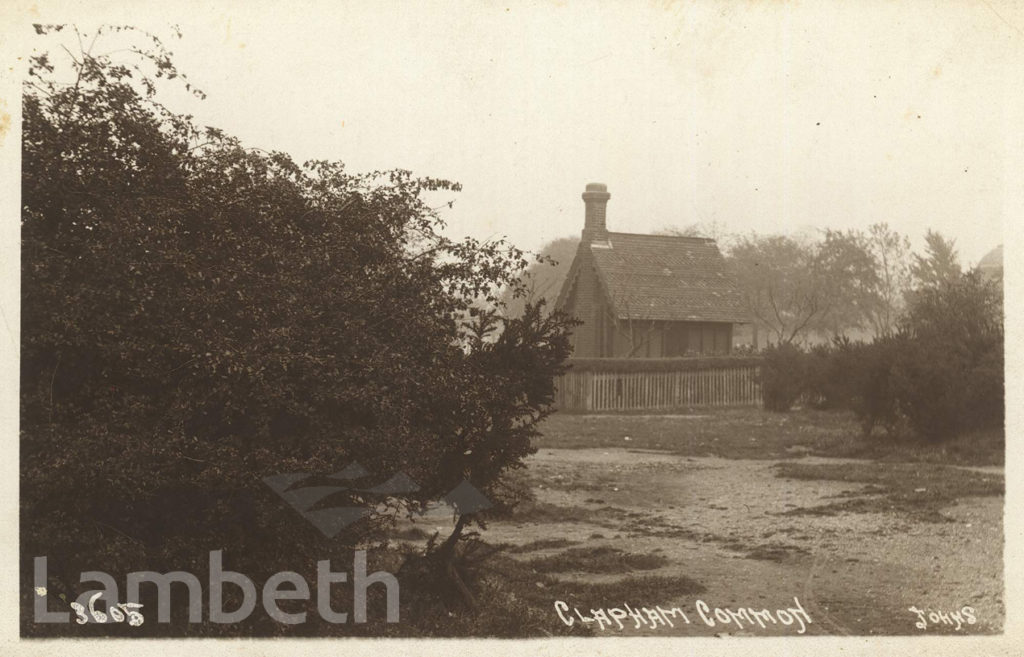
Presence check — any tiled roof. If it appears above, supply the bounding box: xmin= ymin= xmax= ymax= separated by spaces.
xmin=589 ymin=232 xmax=748 ymax=323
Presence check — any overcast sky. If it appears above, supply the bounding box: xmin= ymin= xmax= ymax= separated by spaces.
xmin=9 ymin=1 xmax=1024 ymax=264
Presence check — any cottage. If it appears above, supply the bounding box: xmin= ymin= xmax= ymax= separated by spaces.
xmin=555 ymin=183 xmax=747 ymax=357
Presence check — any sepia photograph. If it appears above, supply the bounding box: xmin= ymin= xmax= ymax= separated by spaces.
xmin=2 ymin=1 xmax=1021 ymax=655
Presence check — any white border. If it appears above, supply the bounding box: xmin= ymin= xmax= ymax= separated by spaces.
xmin=1 ymin=2 xmax=1021 ymax=656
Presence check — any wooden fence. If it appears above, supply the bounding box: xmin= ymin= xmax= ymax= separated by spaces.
xmin=554 ymin=359 xmax=762 ymax=411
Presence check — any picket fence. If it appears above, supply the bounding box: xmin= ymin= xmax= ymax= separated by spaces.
xmin=554 ymin=360 xmax=762 ymax=411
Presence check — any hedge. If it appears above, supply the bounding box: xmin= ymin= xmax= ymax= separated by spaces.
xmin=564 ymin=356 xmax=763 ymax=373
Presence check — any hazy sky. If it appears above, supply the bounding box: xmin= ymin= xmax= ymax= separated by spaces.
xmin=8 ymin=1 xmax=1023 ymax=264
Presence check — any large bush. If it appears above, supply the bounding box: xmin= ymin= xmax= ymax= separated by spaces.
xmin=758 ymin=343 xmax=807 ymax=412
xmin=21 ymin=26 xmax=574 ymax=634
xmin=767 ymin=269 xmax=1003 ymax=442
xmin=890 ymin=270 xmax=1003 ymax=441
xmin=848 ymin=336 xmax=904 ymax=436
xmin=801 ymin=337 xmax=902 ymax=436
xmin=803 ymin=336 xmax=859 ymax=411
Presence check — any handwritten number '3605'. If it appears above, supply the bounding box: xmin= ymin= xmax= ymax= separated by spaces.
xmin=70 ymin=592 xmax=144 ymax=626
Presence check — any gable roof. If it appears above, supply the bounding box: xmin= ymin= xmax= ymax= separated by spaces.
xmin=559 ymin=232 xmax=748 ymax=323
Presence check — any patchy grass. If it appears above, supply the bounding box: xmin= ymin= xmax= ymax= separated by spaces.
xmin=745 ymin=543 xmax=810 ymax=562
xmin=823 ymin=427 xmax=1005 ymax=468
xmin=505 ymin=538 xmax=580 ymax=554
xmin=536 ymin=409 xmax=1004 ymax=466
xmin=563 ymin=573 xmax=705 ymax=602
xmin=485 ymin=553 xmax=705 ymax=610
xmin=526 ymin=546 xmax=669 ymax=574
xmin=511 ymin=500 xmax=632 ymax=526
xmin=774 ymin=461 xmax=1004 ymax=522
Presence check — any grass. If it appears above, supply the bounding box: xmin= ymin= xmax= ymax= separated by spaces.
xmin=745 ymin=543 xmax=810 ymax=561
xmin=511 ymin=500 xmax=633 ymax=526
xmin=505 ymin=538 xmax=580 ymax=553
xmin=484 ymin=553 xmax=705 ymax=617
xmin=526 ymin=546 xmax=669 ymax=574
xmin=825 ymin=427 xmax=1005 ymax=467
xmin=560 ymin=573 xmax=705 ymax=601
xmin=536 ymin=408 xmax=1004 ymax=466
xmin=774 ymin=461 xmax=1004 ymax=522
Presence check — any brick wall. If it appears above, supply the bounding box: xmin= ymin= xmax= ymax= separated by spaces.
xmin=563 ymin=245 xmax=606 ymax=357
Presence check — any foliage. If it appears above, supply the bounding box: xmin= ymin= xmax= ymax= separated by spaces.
xmin=564 ymin=355 xmax=763 ymax=372
xmin=802 ymin=336 xmax=859 ymax=411
xmin=811 ymin=229 xmax=882 ymax=337
xmin=864 ymin=223 xmax=912 ymax=336
xmin=890 ymin=269 xmax=1003 ymax=442
xmin=847 ymin=336 xmax=904 ymax=436
xmin=802 ymin=337 xmax=902 ymax=435
xmin=727 ymin=231 xmax=879 ymax=345
xmin=658 ymin=220 xmax=735 ymax=249
xmin=21 ymin=25 xmax=575 ymax=634
xmin=910 ymin=230 xmax=962 ymax=290
xmin=782 ymin=267 xmax=1003 ymax=442
xmin=500 ymin=236 xmax=579 ymax=318
xmin=758 ymin=343 xmax=807 ymax=412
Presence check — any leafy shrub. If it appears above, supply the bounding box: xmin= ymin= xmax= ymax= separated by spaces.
xmin=801 ymin=336 xmax=903 ymax=436
xmin=566 ymin=355 xmax=763 ymax=373
xmin=758 ymin=343 xmax=807 ymax=412
xmin=803 ymin=336 xmax=859 ymax=410
xmin=848 ymin=336 xmax=904 ymax=436
xmin=890 ymin=270 xmax=1003 ymax=442
xmin=21 ymin=27 xmax=575 ymax=635
xmin=799 ymin=269 xmax=1003 ymax=442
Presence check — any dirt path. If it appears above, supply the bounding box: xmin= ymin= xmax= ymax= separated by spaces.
xmin=483 ymin=448 xmax=1003 ymax=636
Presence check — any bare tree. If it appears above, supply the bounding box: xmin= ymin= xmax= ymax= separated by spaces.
xmin=727 ymin=231 xmax=879 ymax=345
xmin=865 ymin=223 xmax=912 ymax=336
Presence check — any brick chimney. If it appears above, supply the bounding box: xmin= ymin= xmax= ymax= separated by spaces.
xmin=581 ymin=182 xmax=610 ymax=241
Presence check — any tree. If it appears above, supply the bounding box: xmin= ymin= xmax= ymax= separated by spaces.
xmin=910 ymin=230 xmax=962 ymax=289
xmin=864 ymin=223 xmax=912 ymax=337
xmin=728 ymin=235 xmax=814 ymax=345
xmin=21 ymin=25 xmax=574 ymax=634
xmin=811 ymin=229 xmax=881 ymax=337
xmin=658 ymin=220 xmax=735 ymax=250
xmin=500 ymin=236 xmax=578 ymax=318
xmin=727 ymin=230 xmax=881 ymax=345
xmin=891 ymin=268 xmax=1003 ymax=441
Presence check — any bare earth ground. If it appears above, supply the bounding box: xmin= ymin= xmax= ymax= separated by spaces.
xmin=462 ymin=419 xmax=1005 ymax=637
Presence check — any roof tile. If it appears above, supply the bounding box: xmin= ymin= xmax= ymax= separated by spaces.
xmin=590 ymin=232 xmax=748 ymax=323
